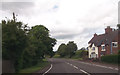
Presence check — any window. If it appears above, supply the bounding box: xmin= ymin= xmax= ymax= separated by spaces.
xmin=112 ymin=42 xmax=118 ymax=47
xmin=101 ymin=54 xmax=104 ymax=56
xmin=102 ymin=46 xmax=105 ymax=50
xmin=100 ymin=52 xmax=105 ymax=56
xmin=101 ymin=45 xmax=105 ymax=51
xmin=91 ymin=52 xmax=96 ymax=58
xmin=92 ymin=47 xmax=95 ymax=50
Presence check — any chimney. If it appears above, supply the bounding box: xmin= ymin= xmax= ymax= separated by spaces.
xmin=94 ymin=33 xmax=97 ymax=37
xmin=105 ymin=26 xmax=112 ymax=34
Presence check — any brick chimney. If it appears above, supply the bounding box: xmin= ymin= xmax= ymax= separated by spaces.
xmin=94 ymin=33 xmax=97 ymax=37
xmin=105 ymin=26 xmax=112 ymax=34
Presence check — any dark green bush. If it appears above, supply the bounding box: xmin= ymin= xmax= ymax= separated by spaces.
xmin=101 ymin=54 xmax=119 ymax=64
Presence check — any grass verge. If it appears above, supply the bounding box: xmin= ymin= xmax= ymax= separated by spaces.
xmin=19 ymin=59 xmax=50 ymax=73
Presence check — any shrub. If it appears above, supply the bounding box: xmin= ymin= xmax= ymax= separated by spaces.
xmin=101 ymin=54 xmax=119 ymax=64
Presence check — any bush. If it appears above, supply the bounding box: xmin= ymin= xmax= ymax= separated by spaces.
xmin=101 ymin=54 xmax=119 ymax=64
xmin=119 ymin=50 xmax=120 ymax=54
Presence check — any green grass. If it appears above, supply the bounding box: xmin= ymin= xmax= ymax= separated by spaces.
xmin=53 ymin=54 xmax=60 ymax=58
xmin=19 ymin=59 xmax=50 ymax=73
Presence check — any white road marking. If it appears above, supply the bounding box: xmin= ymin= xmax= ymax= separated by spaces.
xmin=70 ymin=64 xmax=73 ymax=66
xmin=73 ymin=65 xmax=78 ymax=69
xmin=80 ymin=69 xmax=91 ymax=75
xmin=66 ymin=62 xmax=90 ymax=75
xmin=115 ymin=68 xmax=118 ymax=70
xmin=77 ymin=61 xmax=118 ymax=70
xmin=108 ymin=67 xmax=113 ymax=69
xmin=42 ymin=64 xmax=53 ymax=75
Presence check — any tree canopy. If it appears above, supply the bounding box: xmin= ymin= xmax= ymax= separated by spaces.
xmin=2 ymin=13 xmax=56 ymax=72
xmin=57 ymin=41 xmax=77 ymax=58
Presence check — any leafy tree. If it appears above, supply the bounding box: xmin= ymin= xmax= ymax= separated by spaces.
xmin=28 ymin=25 xmax=56 ymax=57
xmin=2 ymin=14 xmax=28 ymax=72
xmin=57 ymin=41 xmax=77 ymax=58
xmin=80 ymin=47 xmax=86 ymax=50
xmin=66 ymin=41 xmax=77 ymax=58
xmin=22 ymin=25 xmax=56 ymax=67
xmin=79 ymin=50 xmax=88 ymax=59
xmin=44 ymin=37 xmax=56 ymax=57
xmin=2 ymin=13 xmax=57 ymax=72
xmin=57 ymin=43 xmax=67 ymax=57
xmin=117 ymin=24 xmax=120 ymax=29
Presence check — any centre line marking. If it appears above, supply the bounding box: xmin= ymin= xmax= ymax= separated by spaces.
xmin=66 ymin=62 xmax=90 ymax=75
xmin=73 ymin=65 xmax=78 ymax=69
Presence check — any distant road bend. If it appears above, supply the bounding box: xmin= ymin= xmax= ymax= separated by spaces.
xmin=40 ymin=58 xmax=119 ymax=75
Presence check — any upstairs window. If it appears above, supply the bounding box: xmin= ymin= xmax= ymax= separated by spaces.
xmin=102 ymin=46 xmax=105 ymax=50
xmin=101 ymin=45 xmax=105 ymax=51
xmin=92 ymin=47 xmax=95 ymax=50
xmin=112 ymin=42 xmax=118 ymax=47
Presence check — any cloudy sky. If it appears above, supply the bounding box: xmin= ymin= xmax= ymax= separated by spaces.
xmin=0 ymin=0 xmax=119 ymax=51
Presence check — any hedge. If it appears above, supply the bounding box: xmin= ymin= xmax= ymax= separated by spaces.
xmin=101 ymin=54 xmax=120 ymax=64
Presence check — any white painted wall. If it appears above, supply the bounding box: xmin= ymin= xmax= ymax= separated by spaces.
xmin=88 ymin=43 xmax=98 ymax=58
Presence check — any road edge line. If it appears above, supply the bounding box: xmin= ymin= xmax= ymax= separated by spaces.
xmin=42 ymin=64 xmax=53 ymax=75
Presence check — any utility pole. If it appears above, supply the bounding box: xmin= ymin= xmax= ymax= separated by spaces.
xmin=13 ymin=12 xmax=16 ymax=22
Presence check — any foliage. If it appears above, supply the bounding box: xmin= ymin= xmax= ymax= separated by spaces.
xmin=57 ymin=43 xmax=67 ymax=57
xmin=101 ymin=54 xmax=119 ymax=64
xmin=2 ymin=19 xmax=28 ymax=72
xmin=53 ymin=54 xmax=60 ymax=58
xmin=117 ymin=24 xmax=120 ymax=29
xmin=57 ymin=41 xmax=77 ymax=58
xmin=2 ymin=13 xmax=56 ymax=72
xmin=22 ymin=25 xmax=56 ymax=68
xmin=19 ymin=59 xmax=50 ymax=73
xmin=66 ymin=41 xmax=77 ymax=58
xmin=71 ymin=50 xmax=88 ymax=59
xmin=119 ymin=50 xmax=120 ymax=54
xmin=80 ymin=47 xmax=86 ymax=50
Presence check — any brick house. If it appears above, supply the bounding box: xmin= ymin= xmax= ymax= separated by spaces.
xmin=88 ymin=26 xmax=119 ymax=59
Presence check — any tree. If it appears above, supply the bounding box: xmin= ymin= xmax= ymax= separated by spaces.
xmin=57 ymin=43 xmax=67 ymax=57
xmin=28 ymin=25 xmax=56 ymax=57
xmin=66 ymin=41 xmax=77 ymax=58
xmin=22 ymin=25 xmax=56 ymax=67
xmin=117 ymin=24 xmax=120 ymax=29
xmin=80 ymin=47 xmax=86 ymax=50
xmin=2 ymin=13 xmax=57 ymax=72
xmin=2 ymin=13 xmax=28 ymax=72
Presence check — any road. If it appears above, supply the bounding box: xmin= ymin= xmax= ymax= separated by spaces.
xmin=41 ymin=58 xmax=119 ymax=75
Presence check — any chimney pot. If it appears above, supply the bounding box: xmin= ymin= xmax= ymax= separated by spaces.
xmin=105 ymin=26 xmax=112 ymax=34
xmin=94 ymin=33 xmax=97 ymax=37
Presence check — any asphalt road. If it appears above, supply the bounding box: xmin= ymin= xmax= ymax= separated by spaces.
xmin=42 ymin=58 xmax=119 ymax=75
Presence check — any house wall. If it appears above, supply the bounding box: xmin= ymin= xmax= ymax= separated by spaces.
xmin=98 ymin=43 xmax=118 ymax=59
xmin=112 ymin=33 xmax=119 ymax=54
xmin=106 ymin=45 xmax=111 ymax=55
xmin=112 ymin=46 xmax=118 ymax=54
xmin=98 ymin=45 xmax=110 ymax=58
xmin=88 ymin=44 xmax=98 ymax=58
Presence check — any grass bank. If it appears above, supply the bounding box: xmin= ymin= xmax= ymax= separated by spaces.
xmin=19 ymin=59 xmax=50 ymax=73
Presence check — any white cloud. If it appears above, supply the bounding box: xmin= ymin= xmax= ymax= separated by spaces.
xmin=0 ymin=0 xmax=119 ymax=51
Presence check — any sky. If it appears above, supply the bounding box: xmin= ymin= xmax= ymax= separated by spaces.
xmin=0 ymin=0 xmax=119 ymax=51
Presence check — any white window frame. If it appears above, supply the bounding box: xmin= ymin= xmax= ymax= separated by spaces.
xmin=112 ymin=42 xmax=118 ymax=47
xmin=101 ymin=44 xmax=105 ymax=51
